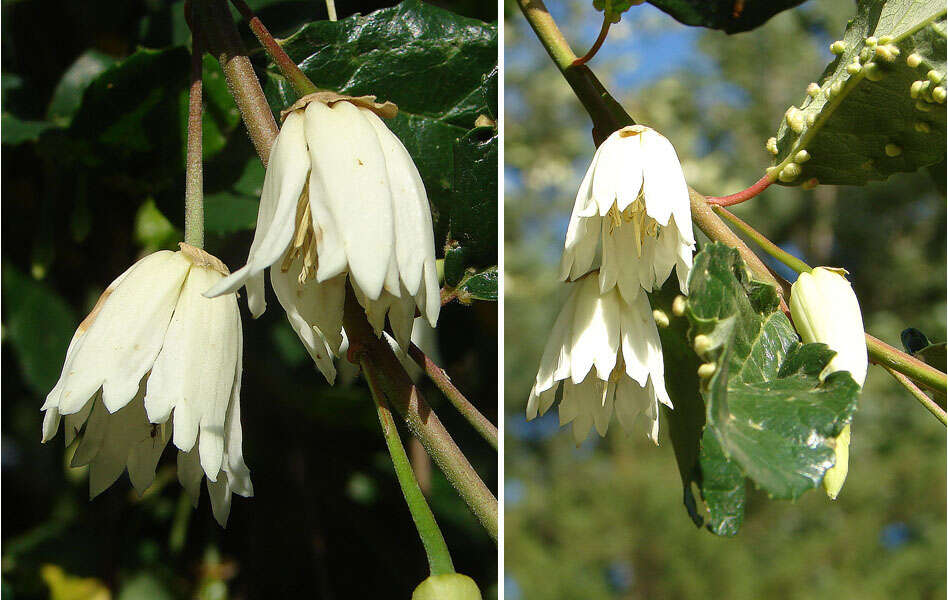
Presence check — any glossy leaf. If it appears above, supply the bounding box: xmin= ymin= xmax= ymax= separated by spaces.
xmin=458 ymin=266 xmax=498 ymax=302
xmin=772 ymin=0 xmax=946 ymax=185
xmin=46 ymin=50 xmax=117 ymax=127
xmin=647 ymin=0 xmax=806 ymax=34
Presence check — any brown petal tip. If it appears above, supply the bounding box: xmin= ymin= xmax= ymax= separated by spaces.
xmin=280 ymin=91 xmax=398 ymax=121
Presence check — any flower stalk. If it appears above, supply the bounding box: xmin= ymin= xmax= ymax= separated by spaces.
xmin=517 ymin=0 xmax=948 ymax=404
xmin=185 ymin=16 xmax=205 ymax=249
xmin=713 ymin=206 xmax=812 ymax=276
xmin=363 ymin=354 xmax=456 ymax=576
xmin=407 ymin=342 xmax=498 ymax=450
xmin=883 ymin=365 xmax=947 ymax=426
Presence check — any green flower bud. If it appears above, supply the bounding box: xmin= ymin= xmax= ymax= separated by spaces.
xmin=413 ymin=574 xmax=482 ymax=600
xmin=823 ymin=423 xmax=851 ymax=499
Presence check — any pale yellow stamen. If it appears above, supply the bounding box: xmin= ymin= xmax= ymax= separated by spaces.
xmin=606 ymin=195 xmax=661 ymax=256
xmin=281 ymin=188 xmax=319 ymax=286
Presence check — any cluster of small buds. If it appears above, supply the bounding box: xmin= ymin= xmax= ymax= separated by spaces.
xmin=910 ymin=70 xmax=946 ymax=111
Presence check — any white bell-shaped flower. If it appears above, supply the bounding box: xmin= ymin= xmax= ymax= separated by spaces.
xmin=789 ymin=266 xmax=867 ymax=500
xmin=560 ymin=125 xmax=696 ymax=301
xmin=41 ymin=244 xmax=252 ymax=526
xmin=205 ymin=92 xmax=440 ymax=380
xmin=526 ymin=274 xmax=672 ymax=445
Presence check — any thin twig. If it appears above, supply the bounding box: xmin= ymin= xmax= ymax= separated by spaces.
xmin=706 ymin=173 xmax=775 ymax=207
xmin=882 ymin=365 xmax=947 ymax=426
xmin=713 ymin=206 xmax=812 ymax=276
xmin=408 ymin=342 xmax=498 ymax=449
xmin=572 ymin=16 xmax=611 ymax=66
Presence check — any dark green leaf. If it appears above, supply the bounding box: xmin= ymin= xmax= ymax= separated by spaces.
xmin=1 ymin=113 xmax=54 ymax=145
xmin=450 ymin=126 xmax=498 ymax=266
xmin=68 ymin=48 xmax=239 ymax=171
xmin=46 ymin=50 xmax=117 ymax=127
xmin=663 ymin=244 xmax=861 ymax=536
xmin=2 ymin=262 xmax=77 ymax=396
xmin=458 ymin=266 xmax=497 ymax=301
xmin=772 ymin=0 xmax=946 ymax=186
xmin=916 ymin=342 xmax=947 ymax=371
xmin=204 ymin=193 xmax=260 ymax=234
xmin=204 ymin=157 xmax=265 ymax=234
xmin=647 ymin=0 xmax=806 ymax=34
xmin=443 ymin=244 xmax=469 ymax=287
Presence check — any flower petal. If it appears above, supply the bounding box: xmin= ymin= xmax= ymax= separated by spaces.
xmin=270 ymin=261 xmax=340 ymax=383
xmin=360 ymin=108 xmax=435 ymax=298
xmin=304 ymin=101 xmax=394 ymax=300
xmin=271 ymin=257 xmax=345 ymax=354
xmin=204 ymin=110 xmax=310 ymax=306
xmin=147 ymin=266 xmax=239 ymax=466
xmin=177 ymin=448 xmax=204 ymax=508
xmin=641 ymin=129 xmax=688 ymax=228
xmin=60 ymin=251 xmax=190 ymax=416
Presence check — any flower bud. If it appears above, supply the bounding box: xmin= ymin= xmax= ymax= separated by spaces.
xmin=790 ymin=267 xmax=868 ymax=387
xmin=412 ymin=574 xmax=482 ymax=600
xmin=790 ymin=267 xmax=867 ymax=500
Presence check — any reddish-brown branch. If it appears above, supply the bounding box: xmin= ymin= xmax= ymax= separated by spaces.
xmin=228 ymin=0 xmax=318 ymax=95
xmin=407 ymin=342 xmax=497 ymax=449
xmin=706 ymin=173 xmax=774 ymax=207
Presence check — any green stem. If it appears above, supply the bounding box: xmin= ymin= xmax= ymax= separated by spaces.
xmin=714 ymin=206 xmax=812 ymax=276
xmin=184 ymin=15 xmax=205 ymax=249
xmin=407 ymin=342 xmax=498 ymax=450
xmin=362 ymin=354 xmax=456 ymax=575
xmin=883 ymin=365 xmax=947 ymax=426
xmin=344 ymin=289 xmax=498 ymax=541
xmin=518 ymin=1 xmax=948 ymax=399
xmin=229 ymin=0 xmax=319 ymax=96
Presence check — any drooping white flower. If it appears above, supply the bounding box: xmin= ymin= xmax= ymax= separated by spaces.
xmin=41 ymin=244 xmax=252 ymax=526
xmin=560 ymin=125 xmax=696 ymax=301
xmin=789 ymin=266 xmax=868 ymax=500
xmin=526 ymin=274 xmax=672 ymax=445
xmin=205 ymin=92 xmax=440 ymax=379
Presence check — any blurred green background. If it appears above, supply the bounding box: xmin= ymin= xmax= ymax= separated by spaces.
xmin=2 ymin=1 xmax=496 ymax=598
xmin=503 ymin=1 xmax=946 ymax=598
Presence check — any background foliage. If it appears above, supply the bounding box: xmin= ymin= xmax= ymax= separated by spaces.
xmin=2 ymin=1 xmax=497 ymax=598
xmin=504 ymin=0 xmax=945 ymax=597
